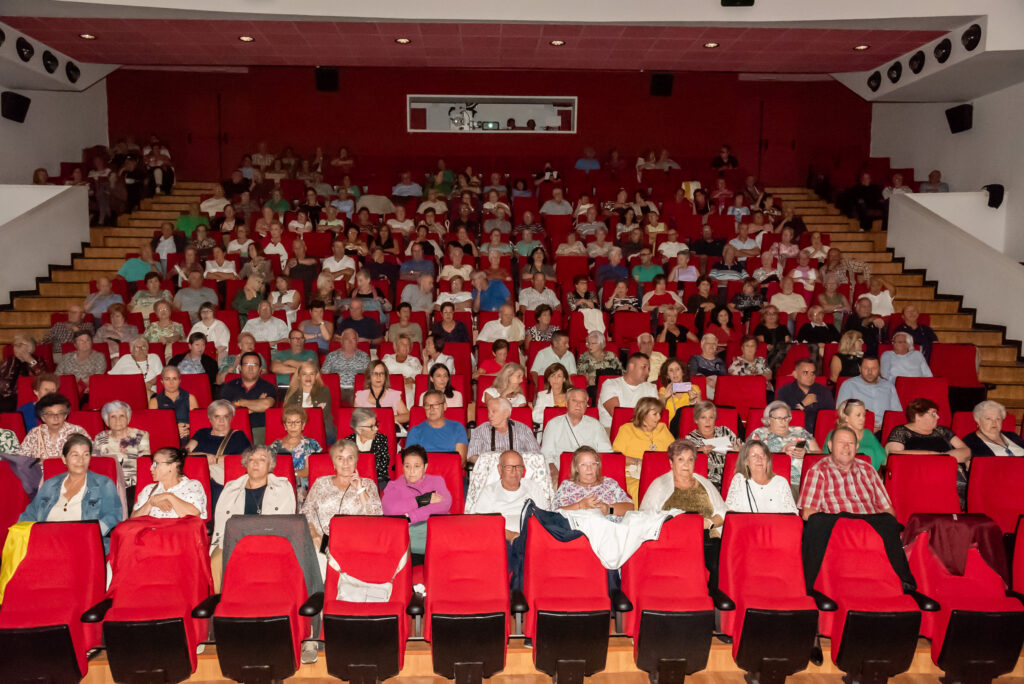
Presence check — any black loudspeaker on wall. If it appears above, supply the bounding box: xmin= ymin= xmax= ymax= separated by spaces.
xmin=983 ymin=184 xmax=1004 ymax=209
xmin=315 ymin=66 xmax=339 ymax=92
xmin=1 ymin=91 xmax=31 ymax=123
xmin=650 ymin=73 xmax=674 ymax=97
xmin=945 ymin=104 xmax=973 ymax=134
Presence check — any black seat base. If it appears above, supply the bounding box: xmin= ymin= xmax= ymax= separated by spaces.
xmin=213 ymin=615 xmax=296 ymax=684
xmin=430 ymin=612 xmax=506 ymax=679
xmin=635 ymin=609 xmax=714 ymax=677
xmin=937 ymin=609 xmax=1024 ymax=684
xmin=534 ymin=610 xmax=609 ymax=678
xmin=104 ymin=617 xmax=193 ymax=684
xmin=734 ymin=608 xmax=819 ymax=684
xmin=324 ymin=613 xmax=400 ymax=683
xmin=835 ymin=610 xmax=922 ymax=684
xmin=0 ymin=624 xmax=83 ymax=684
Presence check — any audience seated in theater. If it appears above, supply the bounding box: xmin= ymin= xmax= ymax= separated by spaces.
xmin=172 ymin=271 xmax=217 ymax=324
xmin=484 ymin=206 xmax=512 ymax=236
xmin=109 ymin=336 xmax=163 ymax=394
xmin=531 ymin=362 xmax=571 ymax=427
xmin=218 ymin=351 xmax=276 ymax=443
xmin=20 ymin=434 xmax=122 ymax=549
xmin=142 ymin=135 xmax=175 ymax=195
xmin=918 ymin=169 xmax=949 ymax=193
xmin=684 ymin=277 xmax=716 ymax=315
xmin=704 ymin=307 xmax=741 ymax=352
xmin=468 ymin=449 xmax=549 ymax=542
xmin=605 ymin=278 xmax=640 ymax=315
xmin=892 ymin=303 xmax=938 ymax=360
xmin=132 ymin=446 xmax=206 ymax=521
xmin=566 ymin=275 xmax=599 ymax=312
xmin=407 ymin=387 xmax=469 ymax=462
xmin=318 ymin=204 xmax=345 ymax=233
xmin=213 ymin=203 xmax=243 ymax=234
xmin=823 ymin=398 xmax=886 ymax=470
xmin=514 ymin=229 xmax=541 ymax=259
xmin=392 ymin=171 xmax=422 ymax=200
xmin=93 ymin=399 xmax=149 ymax=503
xmin=538 ymin=187 xmax=572 ymax=217
xmin=631 ymin=334 xmax=663 ymax=383
xmin=433 ymin=276 xmax=471 ymax=314
xmin=268 ymin=406 xmax=320 ymax=495
xmin=321 ymin=329 xmax=370 ymax=403
xmin=0 ymin=334 xmax=49 ymax=412
xmin=681 ymin=401 xmax=740 ymax=488
xmin=264 ymin=188 xmax=289 ymax=215
xmin=829 ymin=330 xmax=863 ymax=384
xmin=263 ymin=223 xmax=290 ymax=270
xmin=553 ymin=447 xmax=632 ymax=521
xmin=187 ymin=302 xmax=229 ymax=360
xmin=880 ymin=332 xmax=931 ymax=380
xmin=709 ymin=246 xmax=746 ymax=283
xmin=801 ymin=230 xmax=829 ymax=264
xmin=688 ymin=334 xmax=727 ymax=385
xmin=253 ymin=206 xmax=277 ymax=239
xmin=439 ymin=246 xmax=472 ymax=283
xmin=776 ymin=358 xmax=834 ymax=429
xmin=658 ymin=229 xmax=688 ymax=262
xmin=321 ymin=240 xmax=356 ymax=285
xmin=407 ymin=223 xmax=441 ymax=258
xmin=400 ymin=243 xmax=435 ymax=283
xmin=843 ymin=297 xmax=888 ymax=356
xmin=468 ymin=397 xmax=539 ymax=466
xmin=962 ymin=400 xmax=1024 ymax=456
xmin=797 ymin=305 xmax=841 ymax=348
xmin=302 ymin=439 xmax=382 ymax=545
xmin=383 ymin=336 xmax=421 ymax=395
xmin=17 ymin=373 xmax=58 ymax=432
xmin=751 ymin=252 xmax=781 ymax=286
xmin=235 ymin=190 xmax=260 ymax=220
xmin=768 ymin=276 xmax=807 ymax=319
xmin=539 ymin=387 xmax=610 ymax=472
xmin=128 ymin=271 xmax=172 ymax=318
xmin=340 ymin=407 xmax=389 ymax=488
xmin=284 ymin=239 xmax=319 ymax=295
xmin=216 ymin=332 xmax=266 ymax=385
xmin=167 ymin=331 xmax=217 ymax=386
xmin=728 ymin=279 xmax=764 ymax=322
xmin=173 ymin=245 xmax=205 ymax=286
xmin=348 ymin=270 xmax=391 ymax=316
xmin=885 ymin=398 xmax=970 ymax=490
xmin=787 ymin=251 xmax=819 ymax=291
xmin=724 ymin=439 xmax=798 ymax=514
xmin=335 ymin=298 xmax=383 ymax=346
xmin=203 ymin=245 xmax=239 ymax=282
xmin=530 ymin=329 xmax=575 ymax=379
xmin=691 ymin=189 xmax=712 ymax=217
xmin=728 ymin=334 xmax=772 ymax=387
xmin=419 ymin=364 xmax=463 ymax=408
xmin=816 ymin=279 xmax=850 ymax=325
xmin=819 ymin=247 xmax=871 ymax=287
xmin=575 ymin=205 xmax=606 ymax=239
xmin=476 ymin=339 xmax=510 ymax=377
xmin=478 ymin=304 xmax=525 ymax=343
xmin=728 ymin=223 xmax=760 ymax=264
xmin=749 ymin=401 xmax=818 ymax=486
xmin=613 ymin=397 xmax=674 ymax=502
xmin=266 ymin=275 xmax=299 ymax=326
xmin=482 ymin=363 xmax=529 ymax=408
xmin=711 ymin=145 xmax=739 ymax=171
xmin=629 ymin=247 xmax=660 ymax=284
xmin=836 ymin=355 xmax=901 ymax=426
xmin=577 ymin=331 xmax=622 ymax=390
xmin=19 ymin=393 xmax=87 ymax=472
xmin=83 ymin=277 xmax=123 ymax=319
xmin=656 ymin=357 xmax=700 ymax=421
xmin=185 ymin=400 xmax=253 ymax=489
xmin=621 ymin=228 xmax=647 ymax=263
xmin=727 ymin=194 xmax=750 ymax=222
xmin=200 ymin=185 xmax=231 ymax=217
xmin=858 ymin=275 xmax=897 ymax=317
xmin=587 ymin=226 xmax=614 ymax=259
xmin=239 ymin=300 xmax=289 ymax=345
xmin=400 ymin=274 xmax=436 ymax=314
xmin=268 ymin=329 xmax=316 ymax=386
xmin=150 ymin=366 xmax=198 ymax=441
xmin=282 ymin=361 xmax=335 ymax=441
xmin=599 ymin=353 xmax=657 ymax=430
xmin=640 ymin=439 xmax=725 ymax=547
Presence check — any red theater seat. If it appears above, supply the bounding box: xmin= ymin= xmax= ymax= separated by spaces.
xmin=0 ymin=411 xmax=26 ymax=439
xmin=394 ymin=452 xmax=466 ymax=514
xmin=43 ymin=454 xmax=119 ymax=487
xmin=68 ymin=409 xmax=104 ymax=437
xmin=966 ymin=456 xmax=1024 ymax=534
xmin=156 ymin=372 xmax=213 ymax=408
xmin=714 ymin=376 xmax=767 ymax=415
xmin=129 ymin=408 xmax=181 ymax=451
xmin=0 ymin=461 xmax=29 ymax=551
xmin=135 ymin=456 xmax=211 ymax=511
xmin=895 ymin=377 xmax=951 ymax=426
xmin=17 ymin=374 xmax=80 ymax=410
xmin=882 ymin=453 xmax=961 ymax=524
xmin=88 ymin=373 xmax=148 ymax=410
xmin=638 ymin=451 xmax=707 ymax=506
xmin=557 ymin=451 xmax=628 ymax=493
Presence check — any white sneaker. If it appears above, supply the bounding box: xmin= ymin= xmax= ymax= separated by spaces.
xmin=300 ymin=641 xmax=319 ymax=664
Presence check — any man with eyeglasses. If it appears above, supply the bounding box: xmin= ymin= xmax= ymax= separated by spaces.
xmin=540 ymin=389 xmax=611 ymax=481
xmin=405 ymin=389 xmax=468 ymax=464
xmin=218 ymin=351 xmax=276 ymax=444
xmin=467 ymin=450 xmax=549 ymax=542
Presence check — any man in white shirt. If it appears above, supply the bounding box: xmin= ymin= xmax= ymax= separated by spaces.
xmin=727 ymin=222 xmax=759 ymax=264
xmin=598 ymin=354 xmax=658 ymax=428
xmin=478 ymin=304 xmax=525 ymax=343
xmin=152 ymin=222 xmax=180 ymax=262
xmin=530 ymin=331 xmax=577 ymax=380
xmin=262 ymin=222 xmax=289 ymax=270
xmin=517 ymin=273 xmax=561 ymax=313
xmin=204 ymin=245 xmax=239 ymax=281
xmin=392 ymin=171 xmax=423 ymax=199
xmin=858 ymin=276 xmax=898 ymax=318
xmin=416 ymin=188 xmax=448 ymax=216
xmin=199 ymin=186 xmax=231 ymax=217
xmin=539 ymin=187 xmax=573 ymax=216
xmin=540 ymin=389 xmax=611 ymax=475
xmin=467 ymin=450 xmax=549 ymax=540
xmin=383 ymin=335 xmax=422 ymax=403
xmin=241 ymin=301 xmax=290 ymax=344
xmin=657 ymin=228 xmax=688 ymax=261
xmin=322 ymin=239 xmax=356 ymax=284
xmin=439 ymin=245 xmax=473 ymax=282
xmin=637 ymin=333 xmax=667 ymax=382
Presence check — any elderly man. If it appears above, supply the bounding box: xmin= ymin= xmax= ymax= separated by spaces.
xmin=836 ymin=356 xmax=902 ymax=429
xmin=218 ymin=351 xmax=276 ymax=443
xmin=399 ymin=243 xmax=435 ymax=282
xmin=517 ymin=273 xmax=560 ymax=313
xmin=467 ymin=449 xmax=550 ymax=541
xmin=400 ymin=274 xmax=435 ymax=313
xmin=595 ymin=248 xmax=628 ymax=292
xmin=797 ymin=305 xmax=841 ymax=346
xmin=392 ymin=170 xmax=423 ymax=199
xmin=41 ymin=303 xmax=95 ymax=356
xmin=321 ymin=328 xmax=370 ymax=403
xmin=513 ymin=210 xmax=543 ymax=241
xmin=575 ymin=206 xmax=605 ymax=238
xmin=471 ymin=270 xmax=512 ymax=313
xmin=539 ymin=388 xmax=611 ymax=479
xmin=919 ymin=169 xmax=949 ymax=194
xmin=799 ymin=426 xmax=917 ymax=592
xmin=204 ymin=245 xmax=239 ymax=281
xmin=439 ymin=245 xmax=472 ymax=282
xmin=322 ymin=238 xmax=356 ymax=284
xmin=893 ymin=304 xmax=938 ymax=360
xmin=199 ymin=185 xmax=230 ymax=217
xmin=271 ymin=330 xmax=319 ymax=385
xmin=335 ymin=298 xmax=383 ymax=346
xmin=467 ymin=397 xmax=539 ymax=464
xmin=83 ymin=277 xmax=123 ymax=319
xmin=416 ymin=188 xmax=448 ymax=216
xmin=657 ymin=228 xmax=688 ymax=262
xmin=478 ymin=304 xmax=526 ymax=344
xmin=539 ymin=187 xmax=572 ymax=216
xmin=637 ymin=333 xmax=667 ymax=382
xmin=598 ymin=353 xmax=658 ymax=429
xmin=383 ymin=335 xmax=422 ymax=402
xmin=483 ymin=206 xmax=512 ymax=235
xmin=241 ymin=300 xmax=290 ymax=345
xmin=880 ymin=332 xmax=932 ymax=381
xmin=776 ymin=358 xmax=835 ymax=431
xmin=263 ymin=222 xmax=289 ymax=270
xmin=173 ymin=271 xmax=218 ymax=323
xmin=843 ymin=297 xmax=888 ymax=356
xmin=405 ymin=389 xmax=469 ymax=463
xmin=216 ymin=332 xmax=267 ymax=385
xmin=530 ymin=330 xmax=576 ymax=381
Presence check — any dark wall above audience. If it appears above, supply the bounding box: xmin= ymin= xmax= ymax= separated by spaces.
xmin=106 ymin=66 xmax=871 ymax=185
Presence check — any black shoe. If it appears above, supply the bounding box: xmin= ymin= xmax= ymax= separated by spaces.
xmin=809 ymin=645 xmax=824 ymax=667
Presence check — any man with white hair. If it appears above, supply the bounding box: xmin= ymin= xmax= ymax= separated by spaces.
xmin=540 ymin=388 xmax=611 ymax=478
xmin=598 ymin=353 xmax=658 ymax=429
xmin=539 ymin=187 xmax=572 ymax=216
xmin=517 ymin=273 xmax=560 ymax=313
xmin=880 ymin=332 xmax=932 ymax=380
xmin=477 ymin=304 xmax=526 ymax=343
xmin=83 ymin=277 xmax=123 ymax=319
xmin=467 ymin=397 xmax=539 ymax=464
xmin=241 ymin=300 xmax=290 ymax=345
xmin=467 ymin=449 xmax=549 ymax=541
xmin=400 ymin=273 xmax=435 ymax=313
xmin=637 ymin=333 xmax=667 ymax=382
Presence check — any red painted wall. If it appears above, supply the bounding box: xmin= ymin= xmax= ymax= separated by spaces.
xmin=106 ymin=67 xmax=871 ymax=186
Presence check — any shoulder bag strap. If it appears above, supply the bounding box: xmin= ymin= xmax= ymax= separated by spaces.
xmin=216 ymin=430 xmax=239 ymax=459
xmin=744 ymin=478 xmax=758 ymax=513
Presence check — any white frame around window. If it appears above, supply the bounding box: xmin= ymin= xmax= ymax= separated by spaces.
xmin=406 ymin=94 xmax=577 ymax=134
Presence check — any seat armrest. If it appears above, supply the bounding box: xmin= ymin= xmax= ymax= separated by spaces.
xmin=710 ymin=588 xmax=735 ymax=612
xmin=906 ymin=589 xmax=940 ymax=612
xmin=406 ymin=591 xmax=425 ymax=616
xmin=81 ymin=597 xmax=113 ymax=623
xmin=300 ymin=592 xmax=325 ymax=617
xmin=191 ymin=594 xmax=222 ymax=619
xmin=809 ymin=590 xmax=837 ymax=612
xmin=1007 ymin=590 xmax=1024 ymax=603
xmin=610 ymin=588 xmax=633 ymax=613
xmin=510 ymin=589 xmax=529 ymax=615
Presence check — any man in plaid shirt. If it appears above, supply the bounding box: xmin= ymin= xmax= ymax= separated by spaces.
xmin=799 ymin=427 xmax=915 ymax=591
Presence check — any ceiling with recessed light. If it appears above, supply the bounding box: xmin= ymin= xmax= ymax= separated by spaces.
xmin=0 ymin=18 xmax=946 ymax=72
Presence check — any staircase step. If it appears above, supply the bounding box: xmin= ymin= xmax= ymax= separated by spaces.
xmin=127 ymin=218 xmax=170 ymax=228
xmin=929 ymin=313 xmax=974 ymax=330
xmin=979 ymin=364 xmax=1024 ymax=384
xmin=50 ymin=271 xmax=97 ymax=283
xmin=988 ymin=385 xmax=1024 ymax=401
xmin=127 ymin=210 xmax=181 ymax=221
xmin=979 ymin=346 xmax=1019 ymax=363
xmin=99 ymin=227 xmax=163 ymax=239
xmin=844 ymin=252 xmax=892 ymax=263
xmin=0 ymin=312 xmax=53 ymax=327
xmin=937 ymin=329 xmax=1003 ymax=345
xmin=84 ymin=246 xmax=135 ymax=259
xmin=13 ymin=296 xmax=83 ymax=311
xmin=72 ymin=258 xmax=126 ymax=271
xmin=912 ymin=300 xmax=961 ymax=314
xmin=141 ymin=200 xmax=195 ymax=212
xmin=38 ymin=282 xmax=88 ymax=297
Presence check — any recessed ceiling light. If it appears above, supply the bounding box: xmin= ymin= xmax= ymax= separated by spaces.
xmin=395 ymin=37 xmax=412 ymax=44
xmin=853 ymin=44 xmax=870 ymax=51
xmin=238 ymin=35 xmax=255 ymax=42
xmin=79 ymin=33 xmax=96 ymax=40
xmin=549 ymin=40 xmax=566 ymax=46
xmin=703 ymin=41 xmax=720 ymax=49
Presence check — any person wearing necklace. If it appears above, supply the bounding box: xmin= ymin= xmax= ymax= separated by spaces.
xmin=210 ymin=445 xmax=296 ymax=590
xmin=150 ymin=365 xmax=198 ymax=442
xmin=724 ymin=439 xmax=798 ymax=514
xmin=94 ymin=400 xmax=150 ymax=511
xmin=20 ymin=434 xmax=122 ymax=551
xmin=962 ymin=400 xmax=1024 ymax=457
xmin=344 ymin=407 xmax=392 ymax=489
xmin=301 ymin=440 xmax=383 ymax=549
xmin=353 ymin=361 xmax=410 ymax=424
xmin=110 ymin=336 xmax=164 ymax=395
xmin=269 ymin=406 xmax=322 ymax=497
xmin=612 ymin=397 xmax=675 ymax=503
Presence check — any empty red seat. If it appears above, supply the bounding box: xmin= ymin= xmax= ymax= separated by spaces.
xmin=0 ymin=412 xmax=26 ymax=440
xmin=130 ymin=408 xmax=181 ymax=451
xmin=714 ymin=376 xmax=768 ymax=415
xmin=966 ymin=456 xmax=1024 ymax=533
xmin=424 ymin=515 xmax=509 ymax=678
xmin=88 ymin=373 xmax=149 ymax=410
xmin=611 ymin=312 xmax=651 ymax=349
xmin=620 ymin=514 xmax=713 ymax=678
xmin=68 ymin=408 xmax=104 ymax=437
xmin=929 ymin=344 xmax=983 ymax=388
xmin=0 ymin=521 xmax=106 ymax=682
xmin=882 ymin=453 xmax=961 ymax=524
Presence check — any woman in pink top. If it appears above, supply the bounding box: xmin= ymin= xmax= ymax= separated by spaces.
xmin=353 ymin=361 xmax=410 ymax=423
xmin=381 ymin=446 xmax=453 ymax=554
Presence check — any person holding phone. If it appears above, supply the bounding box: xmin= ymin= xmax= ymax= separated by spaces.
xmin=382 ymin=445 xmax=452 ymax=554
xmin=748 ymin=401 xmax=820 ymax=488
xmin=657 ymin=358 xmax=702 ymax=423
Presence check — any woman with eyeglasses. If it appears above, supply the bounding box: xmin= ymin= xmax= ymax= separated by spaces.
xmin=962 ymin=400 xmax=1024 ymax=457
xmin=749 ymin=400 xmax=820 ymax=487
xmin=269 ymin=406 xmax=322 ymax=496
xmin=132 ymin=446 xmax=207 ymax=519
xmin=552 ymin=447 xmax=632 ymax=520
xmin=723 ymin=439 xmax=798 ymax=514
xmin=353 ymin=360 xmax=410 ymax=424
xmin=344 ymin=407 xmax=391 ymax=488
xmin=19 ymin=392 xmax=89 ymax=464
xmin=884 ymin=398 xmax=971 ymax=502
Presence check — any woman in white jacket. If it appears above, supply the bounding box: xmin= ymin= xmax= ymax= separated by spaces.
xmin=639 ymin=439 xmax=725 ymax=534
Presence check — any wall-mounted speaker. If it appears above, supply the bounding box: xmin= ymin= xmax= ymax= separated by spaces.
xmin=944 ymin=104 xmax=973 ymax=134
xmin=649 ymin=73 xmax=674 ymax=97
xmin=934 ymin=38 xmax=952 ymax=64
xmin=721 ymin=0 xmax=754 ymax=5
xmin=983 ymin=184 xmax=1003 ymax=209
xmin=315 ymin=66 xmax=339 ymax=92
xmin=1 ymin=91 xmax=31 ymax=123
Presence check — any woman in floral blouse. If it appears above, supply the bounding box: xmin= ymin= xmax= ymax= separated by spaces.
xmin=93 ymin=400 xmax=151 ymax=494
xmin=269 ymin=406 xmax=322 ymax=495
xmin=19 ymin=393 xmax=89 ymax=464
xmin=143 ymin=301 xmax=185 ymax=346
xmin=552 ymin=447 xmax=633 ymax=521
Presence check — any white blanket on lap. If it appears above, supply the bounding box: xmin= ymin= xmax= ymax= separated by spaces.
xmin=560 ymin=509 xmax=670 ymax=570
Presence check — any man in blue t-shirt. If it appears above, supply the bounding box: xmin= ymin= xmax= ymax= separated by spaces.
xmin=405 ymin=389 xmax=469 ymax=464
xmin=470 ymin=272 xmax=511 ymax=313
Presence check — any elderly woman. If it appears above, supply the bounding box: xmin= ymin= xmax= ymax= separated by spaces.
xmin=283 ymin=361 xmax=336 ymax=443
xmin=880 ymin=332 xmax=932 ymax=380
xmin=302 ymin=440 xmax=383 ymax=547
xmin=149 ymin=365 xmax=198 ymax=441
xmin=185 ymin=399 xmax=253 ymax=486
xmin=688 ymin=334 xmax=728 ymax=382
xmin=728 ymin=335 xmax=772 ymax=385
xmin=20 ymin=434 xmax=122 ymax=549
xmin=640 ymin=439 xmax=726 ymax=537
xmin=612 ymin=397 xmax=675 ymax=503
xmin=269 ymin=406 xmax=322 ymax=496
xmin=382 ymin=445 xmax=453 ymax=554
xmin=749 ymin=401 xmax=820 ymax=487
xmin=189 ymin=301 xmax=231 ymax=360
xmin=962 ymin=400 xmax=1024 ymax=456
xmin=94 ymin=303 xmax=140 ymax=357
xmin=109 ymin=336 xmax=164 ymax=395
xmin=354 ymin=361 xmax=410 ymax=424
xmin=482 ymin=362 xmax=529 ymax=407
xmin=604 ymin=279 xmax=640 ymax=314
xmin=525 ymin=305 xmax=559 ymax=348
xmin=823 ymin=398 xmax=887 ymax=469
xmin=724 ymin=439 xmax=798 ymax=513
xmin=345 ymin=407 xmax=392 ymax=487
xmin=128 ymin=271 xmax=172 ymax=317
xmin=132 ymin=446 xmax=206 ymax=520
xmin=55 ymin=330 xmax=107 ymax=398
xmin=683 ymin=400 xmax=741 ymax=488
xmin=144 ymin=300 xmax=186 ymax=347
xmin=577 ymin=331 xmax=623 ymax=389
xmin=567 ymin=274 xmax=598 ymax=311
xmin=752 ymin=305 xmax=791 ymax=356
xmin=19 ymin=393 xmax=89 ymax=464
xmin=94 ymin=400 xmax=151 ymax=503
xmin=553 ymin=446 xmax=632 ymax=520
xmin=885 ymin=397 xmax=971 ymax=502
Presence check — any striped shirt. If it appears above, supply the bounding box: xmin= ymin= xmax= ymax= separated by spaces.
xmin=798 ymin=457 xmax=891 ymax=515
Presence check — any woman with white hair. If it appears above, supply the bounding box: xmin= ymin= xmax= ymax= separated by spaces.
xmin=109 ymin=336 xmax=164 ymax=393
xmin=879 ymin=331 xmax=932 ymax=380
xmin=577 ymin=331 xmax=623 ymax=389
xmin=749 ymin=400 xmax=819 ymax=485
xmin=94 ymin=400 xmax=151 ymax=503
xmin=724 ymin=439 xmax=798 ymax=513
xmin=961 ymin=400 xmax=1024 ymax=456
xmin=687 ymin=334 xmax=728 ymax=378
xmin=301 ymin=440 xmax=382 ymax=550
xmin=482 ymin=362 xmax=529 ymax=407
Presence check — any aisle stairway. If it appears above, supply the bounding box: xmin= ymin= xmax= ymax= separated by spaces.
xmin=2 ymin=182 xmax=1023 ymax=422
